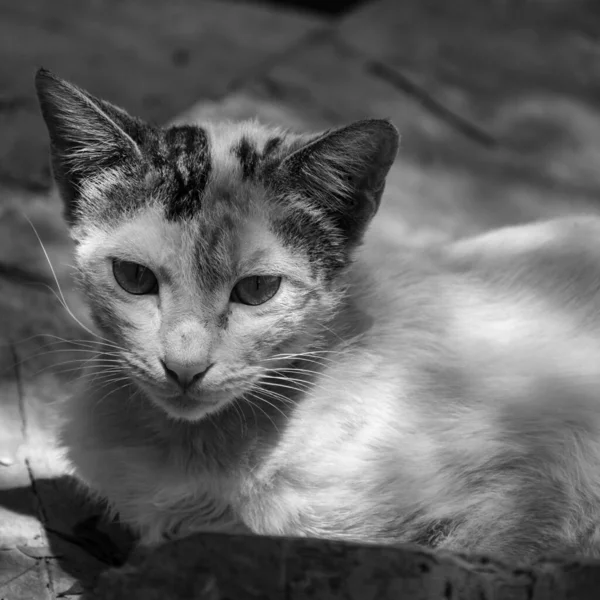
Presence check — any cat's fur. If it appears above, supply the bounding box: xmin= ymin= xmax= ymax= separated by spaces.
xmin=36 ymin=69 xmax=600 ymax=562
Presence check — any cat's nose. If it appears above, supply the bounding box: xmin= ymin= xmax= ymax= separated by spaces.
xmin=161 ymin=359 xmax=212 ymax=390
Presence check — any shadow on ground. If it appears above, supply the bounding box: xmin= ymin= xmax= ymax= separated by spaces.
xmin=0 ymin=477 xmax=134 ymax=592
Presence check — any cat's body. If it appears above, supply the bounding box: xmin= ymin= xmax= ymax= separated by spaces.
xmin=35 ymin=70 xmax=600 ymax=562
xmin=61 ymin=217 xmax=600 ymax=560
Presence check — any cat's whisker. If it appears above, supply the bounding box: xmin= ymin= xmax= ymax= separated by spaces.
xmin=92 ymin=374 xmax=130 ymax=388
xmin=6 ymin=333 xmax=80 ymax=347
xmin=229 ymin=399 xmax=248 ymax=437
xmin=260 ymin=366 xmax=338 ymax=388
xmin=23 ymin=214 xmax=120 ymax=348
xmin=317 ymin=322 xmax=350 ymax=344
xmin=56 ymin=372 xmax=123 ymax=386
xmin=53 ymin=360 xmax=126 ymax=374
xmin=25 ymin=347 xmax=122 ymax=359
xmin=54 ymin=358 xmax=124 ymax=368
xmin=259 ymin=374 xmax=336 ymax=400
xmin=269 ymin=348 xmax=341 ymax=359
xmin=264 ymin=365 xmax=339 ymax=384
xmin=316 ymin=324 xmax=366 ymax=350
xmin=247 ymin=386 xmax=295 ymax=419
xmin=260 ymin=375 xmax=311 ymax=391
xmin=13 ymin=332 xmax=126 ymax=353
xmin=252 ymin=393 xmax=298 ymax=425
xmin=35 ymin=364 xmax=124 ymax=379
xmin=243 ymin=397 xmax=259 ymax=428
xmin=258 ymin=378 xmax=315 ymax=399
xmin=15 ymin=338 xmax=103 ymax=354
xmin=244 ymin=393 xmax=281 ymax=433
xmin=249 ymin=384 xmax=294 ymax=409
xmin=7 ymin=350 xmax=124 ymax=377
xmin=8 ymin=354 xmax=119 ymax=379
xmin=55 ymin=366 xmax=124 ymax=379
xmin=91 ymin=380 xmax=132 ymax=410
xmin=39 ymin=338 xmax=126 ymax=354
xmin=253 ymin=386 xmax=298 ymax=408
xmin=266 ymin=351 xmax=340 ymax=365
xmin=14 ymin=350 xmax=123 ymax=373
xmin=0 ymin=345 xmax=121 ymax=377
xmin=88 ymin=370 xmax=132 ymax=389
xmin=263 ymin=356 xmax=335 ymax=372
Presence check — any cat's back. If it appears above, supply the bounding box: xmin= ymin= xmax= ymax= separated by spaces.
xmin=358 ymin=215 xmax=600 ymax=366
xmin=355 ymin=214 xmax=600 ymax=422
xmin=446 ymin=215 xmax=600 ymax=306
xmin=438 ymin=214 xmax=600 ymax=417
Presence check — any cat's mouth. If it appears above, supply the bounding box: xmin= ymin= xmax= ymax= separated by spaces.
xmin=129 ymin=366 xmax=259 ymax=422
xmin=143 ymin=385 xmax=240 ymax=421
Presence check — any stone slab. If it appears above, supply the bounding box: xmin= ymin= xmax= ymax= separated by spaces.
xmin=0 ymin=343 xmax=47 ymax=551
xmin=0 ymin=548 xmax=52 ymax=600
xmin=91 ymin=532 xmax=600 ymax=600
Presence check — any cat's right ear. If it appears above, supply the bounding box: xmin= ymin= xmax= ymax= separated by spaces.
xmin=35 ymin=68 xmax=144 ymax=224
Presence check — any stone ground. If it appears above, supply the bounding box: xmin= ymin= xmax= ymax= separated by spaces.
xmin=1 ymin=0 xmax=600 ymax=597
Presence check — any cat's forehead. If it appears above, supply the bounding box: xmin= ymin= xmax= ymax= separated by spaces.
xmin=150 ymin=120 xmax=293 ymax=221
xmin=74 ymin=120 xmax=303 ymax=233
xmin=76 ymin=120 xmax=316 ymax=288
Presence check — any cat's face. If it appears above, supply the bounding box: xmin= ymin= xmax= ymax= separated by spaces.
xmin=73 ymin=189 xmax=339 ymax=421
xmin=35 ymin=69 xmax=399 ymax=421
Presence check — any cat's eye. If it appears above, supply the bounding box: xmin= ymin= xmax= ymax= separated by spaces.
xmin=112 ymin=260 xmax=158 ymax=295
xmin=231 ymin=276 xmax=281 ymax=306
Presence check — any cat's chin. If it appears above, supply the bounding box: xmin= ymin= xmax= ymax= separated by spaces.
xmin=146 ymin=389 xmax=234 ymax=422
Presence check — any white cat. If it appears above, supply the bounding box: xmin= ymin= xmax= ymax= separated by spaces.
xmin=36 ymin=68 xmax=600 ymax=562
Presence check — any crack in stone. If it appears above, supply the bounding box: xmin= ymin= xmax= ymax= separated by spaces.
xmin=9 ymin=342 xmax=57 ymax=600
xmin=366 ymin=59 xmax=500 ymax=149
xmin=0 ymin=562 xmax=38 ymax=590
xmin=222 ymin=26 xmax=334 ymax=99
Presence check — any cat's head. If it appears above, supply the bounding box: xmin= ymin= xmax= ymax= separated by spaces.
xmin=35 ymin=68 xmax=399 ymax=422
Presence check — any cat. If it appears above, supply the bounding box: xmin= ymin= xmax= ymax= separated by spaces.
xmin=35 ymin=68 xmax=600 ymax=563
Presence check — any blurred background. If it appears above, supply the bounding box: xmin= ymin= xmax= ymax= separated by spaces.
xmin=0 ymin=0 xmax=599 ymax=597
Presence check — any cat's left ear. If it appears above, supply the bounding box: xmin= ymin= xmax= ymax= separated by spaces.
xmin=279 ymin=119 xmax=399 ymax=244
xmin=35 ymin=68 xmax=146 ymax=224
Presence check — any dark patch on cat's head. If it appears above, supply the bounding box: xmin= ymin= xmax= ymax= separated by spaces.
xmin=263 ymin=136 xmax=282 ymax=157
xmin=234 ymin=137 xmax=259 ymax=181
xmin=233 ymin=135 xmax=284 ymax=182
xmin=162 ymin=126 xmax=211 ymax=221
